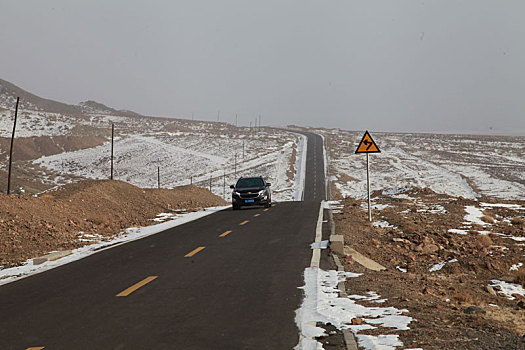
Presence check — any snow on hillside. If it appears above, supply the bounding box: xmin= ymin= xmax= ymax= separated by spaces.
xmin=1 ymin=95 xmax=303 ymax=201
xmin=321 ymin=130 xmax=525 ymax=200
xmin=34 ymin=131 xmax=303 ymax=202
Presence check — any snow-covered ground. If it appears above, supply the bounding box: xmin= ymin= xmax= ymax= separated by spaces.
xmin=1 ymin=105 xmax=304 ymax=201
xmin=320 ymin=130 xmax=525 ymax=200
xmin=34 ymin=131 xmax=302 ymax=202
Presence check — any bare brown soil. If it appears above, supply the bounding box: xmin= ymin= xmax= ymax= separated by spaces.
xmin=0 ymin=135 xmax=107 ymax=161
xmin=0 ymin=180 xmax=227 ymax=268
xmin=333 ymin=188 xmax=525 ymax=349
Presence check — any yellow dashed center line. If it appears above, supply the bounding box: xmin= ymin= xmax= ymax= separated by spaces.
xmin=185 ymin=246 xmax=206 ymax=257
xmin=239 ymin=220 xmax=249 ymax=226
xmin=264 ymin=208 xmax=269 ymax=212
xmin=26 ymin=347 xmax=45 ymax=350
xmin=219 ymin=230 xmax=232 ymax=237
xmin=116 ymin=276 xmax=158 ymax=297
xmin=253 ymin=213 xmax=260 ymax=217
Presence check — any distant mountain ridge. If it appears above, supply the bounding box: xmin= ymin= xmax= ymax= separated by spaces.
xmin=0 ymin=78 xmax=143 ymax=117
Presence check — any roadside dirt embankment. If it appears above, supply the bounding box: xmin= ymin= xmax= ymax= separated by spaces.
xmin=0 ymin=180 xmax=227 ymax=268
xmin=332 ymin=187 xmax=525 ymax=349
xmin=0 ymin=135 xmax=107 ymax=161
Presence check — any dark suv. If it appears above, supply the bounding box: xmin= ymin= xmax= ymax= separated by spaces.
xmin=230 ymin=176 xmax=272 ymax=210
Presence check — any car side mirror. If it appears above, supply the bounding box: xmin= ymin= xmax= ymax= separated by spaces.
xmin=230 ymin=185 xmax=235 ymax=189
xmin=266 ymin=182 xmax=271 ymax=187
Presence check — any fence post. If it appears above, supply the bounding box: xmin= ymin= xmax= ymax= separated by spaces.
xmin=157 ymin=166 xmax=160 ymax=189
xmin=209 ymin=175 xmax=212 ymax=192
xmin=7 ymin=97 xmax=20 ymax=195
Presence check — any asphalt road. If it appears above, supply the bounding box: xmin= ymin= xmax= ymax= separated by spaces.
xmin=294 ymin=131 xmax=326 ymax=201
xmin=0 ymin=132 xmax=326 ymax=350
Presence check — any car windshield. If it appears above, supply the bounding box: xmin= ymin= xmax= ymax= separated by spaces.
xmin=236 ymin=178 xmax=265 ymax=188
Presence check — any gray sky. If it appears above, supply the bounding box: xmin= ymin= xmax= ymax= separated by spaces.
xmin=1 ymin=0 xmax=524 ymax=135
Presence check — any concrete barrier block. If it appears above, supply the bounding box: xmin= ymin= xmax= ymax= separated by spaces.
xmin=33 ymin=250 xmax=73 ymax=265
xmin=330 ymin=235 xmax=344 ymax=255
xmin=344 ymin=246 xmax=386 ymax=271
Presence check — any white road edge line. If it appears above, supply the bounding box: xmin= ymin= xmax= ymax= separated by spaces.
xmin=310 ymin=200 xmax=324 ymax=268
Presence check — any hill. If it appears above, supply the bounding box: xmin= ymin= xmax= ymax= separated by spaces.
xmin=0 ymin=78 xmax=143 ymax=117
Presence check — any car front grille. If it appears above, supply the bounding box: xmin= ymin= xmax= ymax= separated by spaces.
xmin=239 ymin=192 xmax=259 ymax=199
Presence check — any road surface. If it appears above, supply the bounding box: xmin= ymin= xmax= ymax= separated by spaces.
xmin=0 ymin=131 xmax=327 ymax=349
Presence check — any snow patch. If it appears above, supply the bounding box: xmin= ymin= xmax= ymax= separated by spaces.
xmin=295 ymin=267 xmax=412 ymax=350
xmin=429 ymin=258 xmax=458 ymax=272
xmin=463 ymin=206 xmax=486 ymax=226
xmin=489 ymin=280 xmax=525 ymax=300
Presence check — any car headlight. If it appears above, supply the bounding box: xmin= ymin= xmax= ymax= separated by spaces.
xmin=233 ymin=191 xmax=240 ymax=196
xmin=258 ymin=190 xmax=265 ymax=197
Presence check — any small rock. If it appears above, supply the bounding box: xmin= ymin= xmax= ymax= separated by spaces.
xmin=464 ymin=306 xmax=486 ymax=314
xmin=518 ymin=301 xmax=525 ymax=309
xmin=371 ymin=238 xmax=380 ymax=248
xmin=351 ymin=317 xmax=363 ymax=325
xmin=485 ymin=285 xmax=498 ymax=296
xmin=422 ymin=243 xmax=439 ymax=254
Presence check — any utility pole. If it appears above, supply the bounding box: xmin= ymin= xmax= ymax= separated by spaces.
xmin=234 ymin=153 xmax=237 ymax=178
xmin=235 ymin=114 xmax=238 ymax=127
xmin=223 ymin=171 xmax=226 ymax=199
xmin=157 ymin=166 xmax=160 ymax=189
xmin=259 ymin=115 xmax=261 ymax=131
xmin=217 ymin=110 xmax=220 ymax=122
xmin=110 ymin=123 xmax=115 ymax=180
xmin=242 ymin=140 xmax=245 ymax=159
xmin=7 ymin=97 xmax=20 ymax=195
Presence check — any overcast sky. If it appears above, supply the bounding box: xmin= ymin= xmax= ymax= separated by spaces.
xmin=1 ymin=1 xmax=524 ymax=134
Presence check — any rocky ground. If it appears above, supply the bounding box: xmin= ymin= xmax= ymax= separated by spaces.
xmin=332 ymin=187 xmax=525 ymax=349
xmin=0 ymin=179 xmax=227 ymax=268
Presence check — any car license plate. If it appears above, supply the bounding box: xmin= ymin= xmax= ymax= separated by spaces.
xmin=245 ymin=199 xmax=255 ymax=203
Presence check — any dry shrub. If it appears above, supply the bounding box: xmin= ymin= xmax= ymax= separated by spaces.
xmin=481 ymin=215 xmax=495 ymax=224
xmin=511 ymin=216 xmax=524 ymax=226
xmin=515 ymin=270 xmax=525 ymax=288
xmin=453 ymin=292 xmax=471 ymax=304
xmin=485 ymin=308 xmax=525 ymax=337
xmin=468 ymin=230 xmax=480 ymax=235
xmin=401 ymin=223 xmax=418 ymax=234
xmin=477 ymin=235 xmax=493 ymax=247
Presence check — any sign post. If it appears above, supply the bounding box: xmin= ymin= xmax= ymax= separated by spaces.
xmin=355 ymin=131 xmax=381 ymax=221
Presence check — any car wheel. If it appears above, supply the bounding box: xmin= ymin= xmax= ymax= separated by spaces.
xmin=232 ymin=204 xmax=240 ymax=210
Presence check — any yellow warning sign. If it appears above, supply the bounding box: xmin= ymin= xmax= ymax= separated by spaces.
xmin=355 ymin=131 xmax=380 ymax=153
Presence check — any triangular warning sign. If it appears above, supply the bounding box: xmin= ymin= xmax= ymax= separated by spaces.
xmin=355 ymin=131 xmax=381 ymax=153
